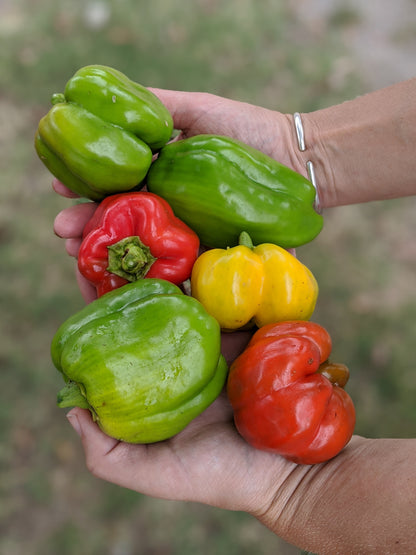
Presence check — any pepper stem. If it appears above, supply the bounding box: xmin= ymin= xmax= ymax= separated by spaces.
xmin=238 ymin=231 xmax=254 ymax=249
xmin=107 ymin=236 xmax=156 ymax=282
xmin=51 ymin=93 xmax=66 ymax=105
xmin=318 ymin=361 xmax=350 ymax=388
xmin=57 ymin=381 xmax=90 ymax=409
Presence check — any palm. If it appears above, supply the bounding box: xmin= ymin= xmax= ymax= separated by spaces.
xmin=75 ymin=391 xmax=290 ymax=513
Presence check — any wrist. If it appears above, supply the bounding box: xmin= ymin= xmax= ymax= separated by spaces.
xmin=295 ymin=111 xmax=337 ymax=209
xmin=250 ymin=440 xmax=359 ymax=552
xmin=278 ymin=113 xmax=328 ymax=211
xmin=297 ymin=78 xmax=416 ymax=208
xmin=252 ymin=436 xmax=416 ymax=554
xmin=271 ymin=112 xmax=307 ymax=177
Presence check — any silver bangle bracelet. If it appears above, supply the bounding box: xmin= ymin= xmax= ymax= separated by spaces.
xmin=293 ymin=112 xmax=322 ymax=214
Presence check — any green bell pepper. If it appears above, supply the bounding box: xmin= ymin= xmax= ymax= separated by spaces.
xmin=35 ymin=64 xmax=173 ymax=201
xmin=52 ymin=279 xmax=228 ymax=443
xmin=147 ymin=134 xmax=323 ymax=249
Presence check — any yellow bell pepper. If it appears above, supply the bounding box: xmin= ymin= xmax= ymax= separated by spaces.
xmin=190 ymin=232 xmax=318 ymax=330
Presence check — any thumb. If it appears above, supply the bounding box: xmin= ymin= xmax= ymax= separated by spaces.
xmin=65 ymin=408 xmax=182 ymax=498
xmin=66 ymin=408 xmax=121 ymax=475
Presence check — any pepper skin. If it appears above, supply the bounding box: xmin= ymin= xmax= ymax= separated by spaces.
xmin=63 ymin=65 xmax=173 ymax=151
xmin=52 ymin=279 xmax=228 ymax=444
xmin=35 ymin=64 xmax=173 ymax=200
xmin=77 ymin=192 xmax=200 ymax=297
xmin=190 ymin=232 xmax=318 ymax=330
xmin=227 ymin=321 xmax=356 ymax=464
xmin=147 ymin=134 xmax=323 ymax=249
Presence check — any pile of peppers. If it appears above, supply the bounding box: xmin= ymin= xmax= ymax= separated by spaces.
xmin=38 ymin=64 xmax=355 ymax=464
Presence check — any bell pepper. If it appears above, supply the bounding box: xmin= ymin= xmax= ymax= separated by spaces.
xmin=35 ymin=64 xmax=173 ymax=200
xmin=52 ymin=278 xmax=228 ymax=444
xmin=147 ymin=134 xmax=323 ymax=249
xmin=190 ymin=232 xmax=318 ymax=330
xmin=77 ymin=191 xmax=200 ymax=297
xmin=227 ymin=321 xmax=356 ymax=464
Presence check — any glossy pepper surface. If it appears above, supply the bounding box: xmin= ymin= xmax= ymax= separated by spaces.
xmin=227 ymin=321 xmax=356 ymax=464
xmin=52 ymin=279 xmax=228 ymax=444
xmin=35 ymin=64 xmax=173 ymax=200
xmin=147 ymin=134 xmax=323 ymax=249
xmin=191 ymin=232 xmax=318 ymax=330
xmin=78 ymin=191 xmax=200 ymax=297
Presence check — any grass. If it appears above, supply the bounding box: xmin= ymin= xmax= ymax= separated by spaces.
xmin=1 ymin=1 xmax=415 ymax=554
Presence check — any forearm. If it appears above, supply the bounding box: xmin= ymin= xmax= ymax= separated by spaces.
xmin=255 ymin=436 xmax=416 ymax=554
xmin=287 ymin=78 xmax=416 ymax=208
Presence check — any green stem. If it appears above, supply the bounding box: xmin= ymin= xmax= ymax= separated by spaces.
xmin=107 ymin=236 xmax=156 ymax=282
xmin=51 ymin=93 xmax=66 ymax=105
xmin=238 ymin=231 xmax=254 ymax=249
xmin=57 ymin=381 xmax=90 ymax=409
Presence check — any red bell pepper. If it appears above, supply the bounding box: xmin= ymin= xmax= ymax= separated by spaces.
xmin=227 ymin=321 xmax=356 ymax=465
xmin=78 ymin=192 xmax=200 ymax=297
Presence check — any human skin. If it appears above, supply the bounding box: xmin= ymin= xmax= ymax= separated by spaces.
xmin=53 ymin=77 xmax=416 ymax=554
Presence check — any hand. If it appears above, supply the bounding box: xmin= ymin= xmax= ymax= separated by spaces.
xmin=66 ymin=401 xmax=416 ymax=554
xmin=148 ymin=88 xmax=299 ymax=171
xmin=53 ymin=87 xmax=303 ymax=300
xmin=53 ymin=176 xmax=253 ymax=362
xmin=53 ymin=179 xmax=98 ymax=303
xmin=53 ymin=84 xmax=416 ymax=553
xmin=66 ymin=392 xmax=296 ymax=512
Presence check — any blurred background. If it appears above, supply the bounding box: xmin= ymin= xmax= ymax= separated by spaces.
xmin=1 ymin=0 xmax=415 ymax=553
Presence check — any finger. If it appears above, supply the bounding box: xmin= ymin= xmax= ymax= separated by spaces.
xmin=66 ymin=407 xmax=174 ymax=497
xmin=149 ymin=88 xmax=219 ymax=133
xmin=54 ymin=202 xmax=97 ymax=238
xmin=52 ymin=178 xmax=80 ymax=198
xmin=76 ymin=267 xmax=97 ymax=304
xmin=221 ymin=331 xmax=253 ymax=365
xmin=65 ymin=238 xmax=82 ymax=257
xmin=66 ymin=407 xmax=122 ymax=468
xmin=67 ymin=407 xmax=151 ymax=487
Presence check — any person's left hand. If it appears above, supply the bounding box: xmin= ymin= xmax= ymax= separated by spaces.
xmin=52 ymin=178 xmax=253 ymax=362
xmin=53 ymin=178 xmax=99 ymax=303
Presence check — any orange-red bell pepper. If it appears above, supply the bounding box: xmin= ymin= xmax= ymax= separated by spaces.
xmin=227 ymin=321 xmax=356 ymax=464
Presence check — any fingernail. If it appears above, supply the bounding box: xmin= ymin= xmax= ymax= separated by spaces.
xmin=66 ymin=412 xmax=82 ymax=436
